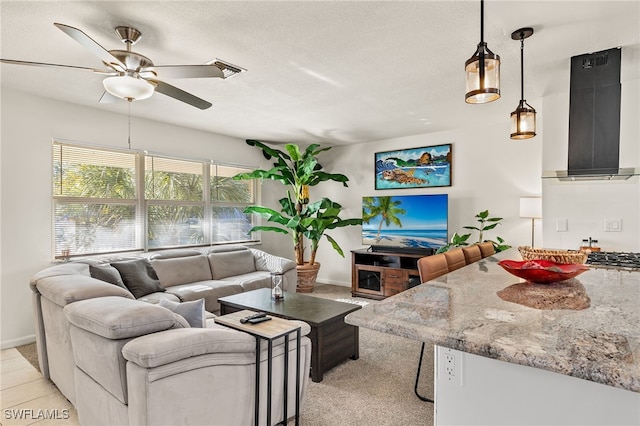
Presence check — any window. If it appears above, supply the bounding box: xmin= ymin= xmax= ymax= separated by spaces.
xmin=53 ymin=142 xmax=258 ymax=258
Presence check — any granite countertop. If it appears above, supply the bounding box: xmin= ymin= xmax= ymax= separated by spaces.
xmin=345 ymin=248 xmax=640 ymax=393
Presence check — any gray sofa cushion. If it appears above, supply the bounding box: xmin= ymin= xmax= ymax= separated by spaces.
xmin=159 ymin=299 xmax=205 ymax=328
xmin=251 ymin=248 xmax=297 ymax=273
xmin=112 ymin=259 xmax=165 ymax=299
xmin=165 ymin=281 xmax=244 ymax=314
xmin=151 ymin=255 xmax=212 ymax=287
xmin=121 ymin=327 xmax=256 ymax=368
xmin=208 ymin=249 xmax=256 ymax=279
xmin=89 ymin=264 xmax=127 ymax=290
xmin=36 ymin=274 xmax=134 ymax=307
xmin=137 ymin=292 xmax=181 ymax=304
xmin=221 ymin=272 xmax=272 ymax=292
xmin=64 ymin=296 xmax=184 ymax=340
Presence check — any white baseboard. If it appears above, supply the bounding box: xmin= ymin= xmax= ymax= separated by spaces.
xmin=315 ymin=280 xmax=350 ymax=287
xmin=1 ymin=334 xmax=36 ymax=350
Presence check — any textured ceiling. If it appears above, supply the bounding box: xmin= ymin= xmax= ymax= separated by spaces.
xmin=1 ymin=1 xmax=639 ymax=145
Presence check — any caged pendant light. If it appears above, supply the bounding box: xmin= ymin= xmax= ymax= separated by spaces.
xmin=465 ymin=0 xmax=501 ymax=104
xmin=510 ymin=27 xmax=536 ymax=139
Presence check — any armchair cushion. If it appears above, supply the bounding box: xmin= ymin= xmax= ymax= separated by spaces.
xmin=64 ymin=296 xmax=184 ymax=340
xmin=159 ymin=298 xmax=205 ymax=328
xmin=122 ymin=328 xmax=256 ymax=368
xmin=111 ymin=259 xmax=165 ymax=298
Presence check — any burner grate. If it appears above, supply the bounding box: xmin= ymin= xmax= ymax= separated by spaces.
xmin=586 ymin=252 xmax=640 ymax=270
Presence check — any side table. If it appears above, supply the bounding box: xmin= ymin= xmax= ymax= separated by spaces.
xmin=215 ymin=310 xmax=301 ymax=426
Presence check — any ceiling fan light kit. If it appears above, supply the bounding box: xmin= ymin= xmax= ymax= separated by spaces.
xmin=103 ymin=73 xmax=155 ymax=101
xmin=510 ymin=27 xmax=536 ymax=139
xmin=465 ymin=0 xmax=501 ymax=104
xmin=0 ymin=22 xmax=245 ymax=110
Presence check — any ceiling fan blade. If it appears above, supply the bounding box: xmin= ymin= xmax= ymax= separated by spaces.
xmin=54 ymin=23 xmax=126 ymax=71
xmin=0 ymin=59 xmax=116 ymax=75
xmin=143 ymin=65 xmax=224 ymax=79
xmin=150 ymin=79 xmax=212 ymax=110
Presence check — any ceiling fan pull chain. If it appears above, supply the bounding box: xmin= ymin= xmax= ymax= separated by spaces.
xmin=128 ymin=100 xmax=132 ymax=150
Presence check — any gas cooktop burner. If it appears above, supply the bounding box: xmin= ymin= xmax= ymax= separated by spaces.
xmin=586 ymin=251 xmax=640 ymax=271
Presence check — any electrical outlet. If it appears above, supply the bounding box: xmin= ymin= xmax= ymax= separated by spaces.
xmin=445 ymin=353 xmax=455 ymax=380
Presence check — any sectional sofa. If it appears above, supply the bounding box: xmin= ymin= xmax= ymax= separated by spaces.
xmin=29 ymin=245 xmax=308 ymax=425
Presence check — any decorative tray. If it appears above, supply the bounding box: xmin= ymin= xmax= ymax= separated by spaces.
xmin=498 ymin=259 xmax=590 ymax=284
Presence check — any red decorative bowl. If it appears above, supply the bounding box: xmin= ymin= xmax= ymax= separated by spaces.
xmin=498 ymin=259 xmax=590 ymax=284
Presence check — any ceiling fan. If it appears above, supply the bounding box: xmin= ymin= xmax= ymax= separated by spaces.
xmin=0 ymin=23 xmax=245 ymax=110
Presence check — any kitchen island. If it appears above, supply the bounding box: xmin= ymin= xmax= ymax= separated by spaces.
xmin=345 ymin=248 xmax=639 ymax=425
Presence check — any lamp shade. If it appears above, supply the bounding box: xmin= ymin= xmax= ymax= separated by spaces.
xmin=510 ymin=100 xmax=537 ymax=139
xmin=465 ymin=43 xmax=501 ymax=104
xmin=520 ymin=197 xmax=542 ymax=219
xmin=103 ymin=75 xmax=155 ymax=101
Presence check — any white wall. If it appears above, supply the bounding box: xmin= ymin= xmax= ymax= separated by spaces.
xmin=0 ymin=88 xmax=275 ymax=348
xmin=541 ymin=72 xmax=640 ymax=252
xmin=314 ymin=120 xmax=543 ymax=286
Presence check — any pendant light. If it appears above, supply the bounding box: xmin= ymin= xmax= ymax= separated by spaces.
xmin=465 ymin=0 xmax=501 ymax=104
xmin=510 ymin=27 xmax=536 ymax=139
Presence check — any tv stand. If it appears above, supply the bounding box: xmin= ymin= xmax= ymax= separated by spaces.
xmin=351 ymin=249 xmax=430 ymax=300
xmin=369 ymin=245 xmax=435 ymax=256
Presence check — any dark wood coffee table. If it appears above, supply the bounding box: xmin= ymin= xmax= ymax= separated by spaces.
xmin=218 ymin=288 xmax=361 ymax=382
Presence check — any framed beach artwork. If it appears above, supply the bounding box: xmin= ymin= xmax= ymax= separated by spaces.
xmin=374 ymin=143 xmax=452 ymax=190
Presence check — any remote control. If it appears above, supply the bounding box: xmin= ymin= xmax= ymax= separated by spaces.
xmin=240 ymin=312 xmax=267 ymax=324
xmin=247 ymin=316 xmax=272 ymax=324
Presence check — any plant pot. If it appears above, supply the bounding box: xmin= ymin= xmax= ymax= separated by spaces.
xmin=296 ymin=262 xmax=320 ymax=293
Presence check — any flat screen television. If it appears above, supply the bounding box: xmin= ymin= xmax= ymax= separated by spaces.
xmin=362 ymin=194 xmax=448 ymax=253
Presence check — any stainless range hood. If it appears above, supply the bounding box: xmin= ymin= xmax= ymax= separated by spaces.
xmin=542 ymin=167 xmax=639 ymax=181
xmin=544 ymin=47 xmax=639 ymax=181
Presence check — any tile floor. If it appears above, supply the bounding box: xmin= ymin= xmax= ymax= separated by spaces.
xmin=1 ymin=348 xmax=79 ymax=426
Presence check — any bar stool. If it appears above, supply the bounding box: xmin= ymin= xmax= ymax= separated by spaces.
xmin=444 ymin=248 xmax=466 ymax=271
xmin=478 ymin=241 xmax=496 ymax=258
xmin=462 ymin=244 xmax=482 ymax=264
xmin=414 ymin=253 xmax=452 ymax=404
xmin=417 ymin=253 xmax=449 ymax=283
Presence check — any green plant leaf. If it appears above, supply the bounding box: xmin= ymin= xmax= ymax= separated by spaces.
xmin=247 ymin=225 xmax=289 ymax=235
xmin=246 ymin=140 xmax=290 ymax=161
xmin=481 ymin=223 xmax=500 ymax=231
xmin=284 ymin=144 xmax=302 ymax=161
xmin=324 ymin=234 xmax=344 ymax=257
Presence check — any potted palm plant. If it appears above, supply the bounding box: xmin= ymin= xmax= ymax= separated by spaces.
xmin=233 ymin=140 xmax=362 ymax=292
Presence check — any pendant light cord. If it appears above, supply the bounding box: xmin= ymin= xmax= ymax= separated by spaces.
xmin=520 ymin=35 xmax=525 ymax=101
xmin=480 ymin=0 xmax=484 ymax=43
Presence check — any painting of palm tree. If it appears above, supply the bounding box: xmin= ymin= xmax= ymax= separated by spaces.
xmin=362 ymin=196 xmax=406 ymax=243
xmin=362 ymin=194 xmax=448 ymax=249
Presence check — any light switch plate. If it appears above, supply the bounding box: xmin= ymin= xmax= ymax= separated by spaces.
xmin=604 ymin=218 xmax=622 ymax=232
xmin=556 ymin=218 xmax=568 ymax=232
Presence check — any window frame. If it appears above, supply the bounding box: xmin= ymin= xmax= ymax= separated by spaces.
xmin=52 ymin=140 xmax=260 ymax=259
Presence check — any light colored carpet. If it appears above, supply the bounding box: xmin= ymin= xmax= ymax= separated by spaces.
xmin=298 ymin=284 xmax=434 ymax=426
xmin=17 ymin=284 xmax=435 ymax=425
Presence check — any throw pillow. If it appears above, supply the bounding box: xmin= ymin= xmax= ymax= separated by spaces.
xmin=159 ymin=298 xmax=206 ymax=328
xmin=111 ymin=259 xmax=165 ymax=299
xmin=89 ymin=264 xmax=128 ymax=290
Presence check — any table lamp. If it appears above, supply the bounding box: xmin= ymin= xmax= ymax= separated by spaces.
xmin=520 ymin=197 xmax=542 ymax=247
